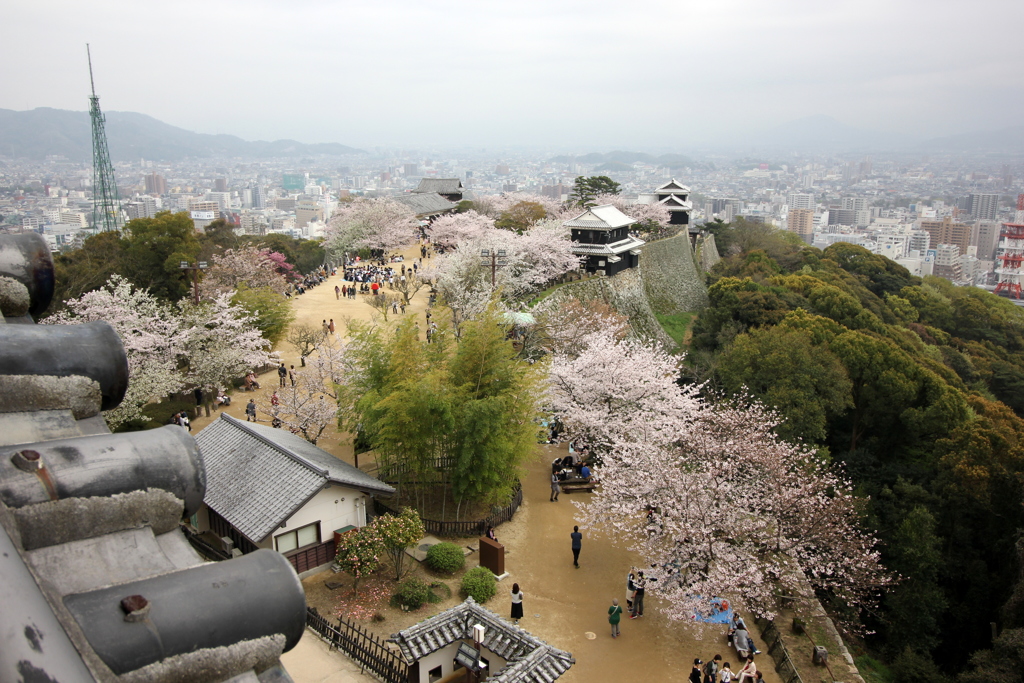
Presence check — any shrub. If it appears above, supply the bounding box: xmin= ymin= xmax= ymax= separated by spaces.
xmin=460 ymin=566 xmax=497 ymax=603
xmin=426 ymin=542 xmax=466 ymax=574
xmin=392 ymin=577 xmax=432 ymax=610
xmin=429 ymin=581 xmax=452 ymax=602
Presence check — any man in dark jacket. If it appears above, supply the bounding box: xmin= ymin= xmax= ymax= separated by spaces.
xmin=571 ymin=526 xmax=582 ymax=567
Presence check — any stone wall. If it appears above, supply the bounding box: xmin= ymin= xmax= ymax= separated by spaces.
xmin=546 ymin=271 xmax=674 ymax=347
xmin=639 ymin=234 xmax=709 ymax=314
xmin=694 ymin=232 xmax=721 ymax=274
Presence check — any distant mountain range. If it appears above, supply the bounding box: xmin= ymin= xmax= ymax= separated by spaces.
xmin=0 ymin=108 xmax=365 ymax=161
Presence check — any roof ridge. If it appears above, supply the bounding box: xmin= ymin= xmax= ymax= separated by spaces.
xmin=218 ymin=413 xmax=328 ymax=478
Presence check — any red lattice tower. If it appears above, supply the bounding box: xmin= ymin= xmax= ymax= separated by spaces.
xmin=995 ymin=217 xmax=1024 ymax=299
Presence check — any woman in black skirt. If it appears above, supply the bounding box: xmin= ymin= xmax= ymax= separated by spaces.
xmin=510 ymin=583 xmax=524 ymax=624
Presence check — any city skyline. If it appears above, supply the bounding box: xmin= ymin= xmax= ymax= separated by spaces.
xmin=3 ymin=0 xmax=1023 ymax=149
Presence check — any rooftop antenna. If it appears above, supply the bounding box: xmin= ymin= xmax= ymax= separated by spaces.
xmin=87 ymin=44 xmax=123 ymax=232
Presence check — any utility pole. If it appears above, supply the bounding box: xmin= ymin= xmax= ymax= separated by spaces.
xmin=179 ymin=261 xmax=207 ymax=305
xmin=480 ymin=249 xmax=507 ymax=288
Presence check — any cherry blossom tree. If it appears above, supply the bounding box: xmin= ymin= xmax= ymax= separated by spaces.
xmin=199 ymin=246 xmax=289 ymax=299
xmin=324 ymin=197 xmax=418 ymax=256
xmin=427 ymin=210 xmax=494 ymax=250
xmin=549 ymin=327 xmax=695 ymax=451
xmin=43 ymin=275 xmax=184 ymax=429
xmin=259 ymin=334 xmax=343 ymax=439
xmin=474 ymin=192 xmax=564 ymax=220
xmin=178 ymin=294 xmax=277 ymax=400
xmin=580 ymin=399 xmax=889 ymax=626
xmin=431 ymin=219 xmax=579 ymax=320
xmin=527 ymin=297 xmax=630 ymax=359
xmin=550 ymin=328 xmax=890 ymax=628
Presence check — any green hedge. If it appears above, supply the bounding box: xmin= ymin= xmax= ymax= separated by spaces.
xmin=426 ymin=542 xmax=465 ymax=574
xmin=460 ymin=566 xmax=497 ymax=603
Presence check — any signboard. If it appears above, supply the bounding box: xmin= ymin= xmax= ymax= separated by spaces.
xmin=191 ymin=211 xmax=215 ymax=220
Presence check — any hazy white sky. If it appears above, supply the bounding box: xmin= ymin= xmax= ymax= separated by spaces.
xmin=3 ymin=0 xmax=1023 ymax=149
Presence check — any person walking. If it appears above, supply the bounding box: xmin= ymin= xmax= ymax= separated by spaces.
xmin=245 ymin=399 xmax=257 ymax=422
xmin=322 ymin=319 xmax=330 ymax=336
xmin=630 ymin=571 xmax=646 ymax=618
xmin=510 ymin=583 xmax=524 ymax=624
xmin=277 ymin=363 xmax=287 ymax=387
xmin=550 ymin=471 xmax=560 ymax=501
xmin=608 ymin=598 xmax=623 ymax=638
xmin=703 ymin=655 xmax=722 ymax=683
xmin=571 ymin=526 xmax=582 ymax=568
xmin=334 ymin=284 xmax=340 ymax=299
xmin=289 ymin=365 xmax=296 ymax=387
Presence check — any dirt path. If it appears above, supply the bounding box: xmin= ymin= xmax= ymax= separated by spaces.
xmin=190 ymin=242 xmax=433 ymax=466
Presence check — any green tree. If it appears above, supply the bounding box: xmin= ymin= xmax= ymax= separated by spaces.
xmin=337 ymin=304 xmax=544 ymax=517
xmin=50 ymin=230 xmax=125 ymax=316
xmin=571 ymin=175 xmax=620 ymax=206
xmin=717 ymin=326 xmax=852 ymax=444
xmin=495 ymin=201 xmax=547 ymax=233
xmin=230 ymin=284 xmax=295 ymax=345
xmin=447 ymin=305 xmax=546 ymax=508
xmin=883 ymin=505 xmax=947 ymax=655
xmin=120 ymin=211 xmax=202 ymax=302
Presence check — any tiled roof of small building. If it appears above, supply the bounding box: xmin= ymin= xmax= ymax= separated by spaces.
xmin=412 ymin=178 xmax=464 ymax=195
xmin=389 ymin=597 xmax=574 ymax=682
xmin=196 ymin=414 xmax=394 ymax=543
xmin=563 ymin=204 xmax=635 ymax=230
xmin=655 ymin=178 xmax=691 ymax=193
xmin=394 ymin=192 xmax=457 ymax=216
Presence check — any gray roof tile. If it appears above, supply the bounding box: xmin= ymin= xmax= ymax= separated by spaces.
xmin=195 ymin=414 xmax=394 ymax=543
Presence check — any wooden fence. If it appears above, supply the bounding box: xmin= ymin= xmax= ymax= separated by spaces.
xmin=373 ymin=481 xmax=523 ymax=538
xmin=306 ymin=607 xmax=409 ymax=683
xmin=286 ymin=539 xmax=336 ymax=574
xmin=757 ymin=617 xmax=804 ymax=683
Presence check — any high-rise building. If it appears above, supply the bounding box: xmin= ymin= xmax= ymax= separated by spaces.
xmin=967 ymin=193 xmax=999 ymax=221
xmin=214 ymin=178 xmax=228 ymax=192
xmin=933 ymin=244 xmax=963 ymax=282
xmin=787 ymin=193 xmax=814 ymax=210
xmin=145 ymin=172 xmax=167 ymax=195
xmin=973 ymin=220 xmax=1001 ymax=261
xmin=251 ymin=183 xmax=266 ymax=210
xmin=295 ymin=200 xmax=323 ymax=229
xmin=841 ymin=197 xmax=868 ymax=212
xmin=788 ymin=209 xmax=814 ymax=242
xmin=919 ymin=217 xmax=971 ymax=257
xmin=909 ymin=230 xmax=931 ymax=254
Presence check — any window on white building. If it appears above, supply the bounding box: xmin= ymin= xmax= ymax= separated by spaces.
xmin=275 ymin=522 xmax=320 ymax=553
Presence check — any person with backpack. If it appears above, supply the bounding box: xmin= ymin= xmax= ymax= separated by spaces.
xmin=703 ymin=655 xmax=722 ymax=683
xmin=608 ymin=598 xmax=623 ymax=638
xmin=719 ymin=662 xmax=734 ymax=683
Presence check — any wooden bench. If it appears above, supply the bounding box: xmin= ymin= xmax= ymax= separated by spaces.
xmin=559 ymin=478 xmax=596 ymax=493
